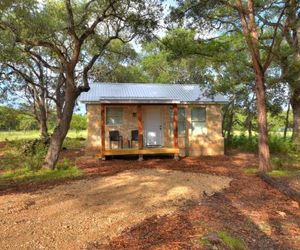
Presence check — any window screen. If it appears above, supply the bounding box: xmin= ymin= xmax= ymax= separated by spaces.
xmin=191 ymin=107 xmax=206 ymax=135
xmin=106 ymin=107 xmax=123 ymax=125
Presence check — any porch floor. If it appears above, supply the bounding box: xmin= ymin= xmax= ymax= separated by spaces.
xmin=103 ymin=147 xmax=179 ymax=156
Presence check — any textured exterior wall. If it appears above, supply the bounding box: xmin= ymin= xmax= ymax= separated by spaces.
xmin=86 ymin=104 xmax=101 ymax=155
xmin=187 ymin=104 xmax=224 ymax=156
xmin=85 ymin=103 xmax=224 ymax=156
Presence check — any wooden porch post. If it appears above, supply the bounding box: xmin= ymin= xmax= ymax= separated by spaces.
xmin=173 ymin=104 xmax=179 ymax=160
xmin=137 ymin=105 xmax=144 ymax=161
xmin=101 ymin=104 xmax=106 ymax=160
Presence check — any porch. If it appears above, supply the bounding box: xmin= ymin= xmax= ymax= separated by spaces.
xmin=99 ymin=104 xmax=180 ymax=160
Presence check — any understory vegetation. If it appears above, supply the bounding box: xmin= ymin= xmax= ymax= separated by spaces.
xmin=0 ymin=138 xmax=84 ymax=187
xmin=228 ymin=134 xmax=300 ymax=177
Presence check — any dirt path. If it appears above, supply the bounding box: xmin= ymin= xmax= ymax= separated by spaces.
xmin=0 ymin=168 xmax=231 ymax=250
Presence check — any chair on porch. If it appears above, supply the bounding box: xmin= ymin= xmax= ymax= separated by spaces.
xmin=109 ymin=130 xmax=123 ymax=149
xmin=129 ymin=129 xmax=139 ymax=148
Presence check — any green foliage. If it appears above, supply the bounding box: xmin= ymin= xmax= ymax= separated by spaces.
xmin=199 ymin=231 xmax=247 ymax=250
xmin=17 ymin=114 xmax=39 ymax=130
xmin=63 ymin=137 xmax=86 ymax=149
xmin=0 ymin=138 xmax=82 ymax=186
xmin=0 ymin=130 xmax=87 ymax=141
xmin=217 ymin=231 xmax=247 ymax=250
xmin=235 ymin=134 xmax=300 ymax=177
xmin=0 ymin=166 xmax=81 ymax=186
xmin=268 ymin=169 xmax=300 ymax=177
xmin=2 ymin=139 xmax=48 ymax=171
xmin=70 ymin=114 xmax=87 ymax=132
xmin=0 ymin=106 xmax=20 ymax=130
xmin=226 ymin=134 xmax=295 ymax=155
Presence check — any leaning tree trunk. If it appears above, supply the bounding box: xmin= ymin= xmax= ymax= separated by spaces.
xmin=291 ymin=87 xmax=300 ymax=148
xmin=255 ymin=71 xmax=272 ymax=172
xmin=43 ymin=86 xmax=77 ymax=170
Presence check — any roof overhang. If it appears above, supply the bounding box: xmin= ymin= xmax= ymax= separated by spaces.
xmin=81 ymin=100 xmax=227 ymax=105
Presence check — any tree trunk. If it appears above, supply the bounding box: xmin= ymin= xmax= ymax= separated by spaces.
xmin=255 ymin=72 xmax=272 ymax=172
xmin=248 ymin=119 xmax=253 ymax=139
xmin=291 ymin=87 xmax=300 ymax=147
xmin=43 ymin=84 xmax=77 ymax=169
xmin=227 ymin=110 xmax=234 ymax=141
xmin=39 ymin=104 xmax=49 ymax=141
xmin=283 ymin=102 xmax=290 ymax=140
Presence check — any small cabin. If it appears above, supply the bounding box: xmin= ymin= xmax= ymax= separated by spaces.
xmin=80 ymin=83 xmax=228 ymax=160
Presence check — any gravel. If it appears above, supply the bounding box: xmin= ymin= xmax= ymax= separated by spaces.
xmin=0 ymin=168 xmax=231 ymax=249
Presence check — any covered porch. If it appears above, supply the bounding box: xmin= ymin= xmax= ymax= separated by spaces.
xmin=100 ymin=104 xmax=180 ymax=160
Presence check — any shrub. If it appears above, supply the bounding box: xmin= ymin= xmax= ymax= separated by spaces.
xmin=4 ymin=139 xmax=49 ymax=171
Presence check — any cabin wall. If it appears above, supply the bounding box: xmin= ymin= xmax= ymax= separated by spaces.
xmin=85 ymin=103 xmax=224 ymax=156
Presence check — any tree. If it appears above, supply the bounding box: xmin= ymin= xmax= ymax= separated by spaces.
xmin=279 ymin=0 xmax=300 ymax=146
xmin=171 ymin=0 xmax=287 ymax=172
xmin=91 ymin=40 xmax=147 ymax=83
xmin=0 ymin=0 xmax=162 ymax=169
xmin=0 ymin=49 xmax=55 ymax=140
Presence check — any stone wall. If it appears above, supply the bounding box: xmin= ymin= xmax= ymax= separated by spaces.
xmin=85 ymin=103 xmax=224 ymax=156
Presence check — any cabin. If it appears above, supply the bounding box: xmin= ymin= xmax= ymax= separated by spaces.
xmin=80 ymin=83 xmax=228 ymax=160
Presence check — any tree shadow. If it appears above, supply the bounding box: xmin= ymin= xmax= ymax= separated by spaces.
xmin=106 ymin=193 xmax=295 ymax=250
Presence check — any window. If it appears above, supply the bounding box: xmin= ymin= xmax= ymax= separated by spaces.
xmin=169 ymin=107 xmax=186 ymax=136
xmin=191 ymin=107 xmax=206 ymax=135
xmin=106 ymin=107 xmax=123 ymax=125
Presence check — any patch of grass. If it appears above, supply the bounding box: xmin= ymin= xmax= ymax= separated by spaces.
xmin=63 ymin=137 xmax=86 ymax=149
xmin=0 ymin=165 xmax=82 ymax=186
xmin=197 ymin=231 xmax=247 ymax=250
xmin=217 ymin=231 xmax=247 ymax=250
xmin=268 ymin=169 xmax=300 ymax=177
xmin=0 ymin=130 xmax=87 ymax=141
xmin=242 ymin=167 xmax=258 ymax=174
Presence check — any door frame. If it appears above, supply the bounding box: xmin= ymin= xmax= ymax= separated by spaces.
xmin=143 ymin=105 xmax=164 ymax=147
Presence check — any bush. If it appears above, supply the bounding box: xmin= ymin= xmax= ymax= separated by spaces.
xmin=4 ymin=139 xmax=49 ymax=171
xmin=7 ymin=139 xmax=49 ymax=156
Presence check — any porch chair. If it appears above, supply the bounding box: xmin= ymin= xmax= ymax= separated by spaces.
xmin=129 ymin=129 xmax=139 ymax=148
xmin=109 ymin=130 xmax=123 ymax=149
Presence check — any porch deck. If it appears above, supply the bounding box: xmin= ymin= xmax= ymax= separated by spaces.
xmin=103 ymin=147 xmax=179 ymax=156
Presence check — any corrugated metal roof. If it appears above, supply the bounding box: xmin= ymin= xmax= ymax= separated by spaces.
xmin=79 ymin=83 xmax=228 ymax=104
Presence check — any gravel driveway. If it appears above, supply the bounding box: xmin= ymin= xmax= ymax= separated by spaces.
xmin=0 ymin=168 xmax=231 ymax=249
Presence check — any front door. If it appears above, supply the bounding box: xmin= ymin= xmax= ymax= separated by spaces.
xmin=144 ymin=106 xmax=162 ymax=146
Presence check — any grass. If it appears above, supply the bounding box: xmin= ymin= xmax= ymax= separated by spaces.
xmin=0 ymin=166 xmax=82 ymax=187
xmin=218 ymin=231 xmax=247 ymax=250
xmin=0 ymin=130 xmax=87 ymax=141
xmin=199 ymin=231 xmax=247 ymax=250
xmin=243 ymin=166 xmax=300 ymax=177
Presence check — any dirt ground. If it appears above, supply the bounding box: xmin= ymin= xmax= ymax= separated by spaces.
xmin=0 ymin=167 xmax=231 ymax=249
xmin=0 ymin=149 xmax=300 ymax=249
